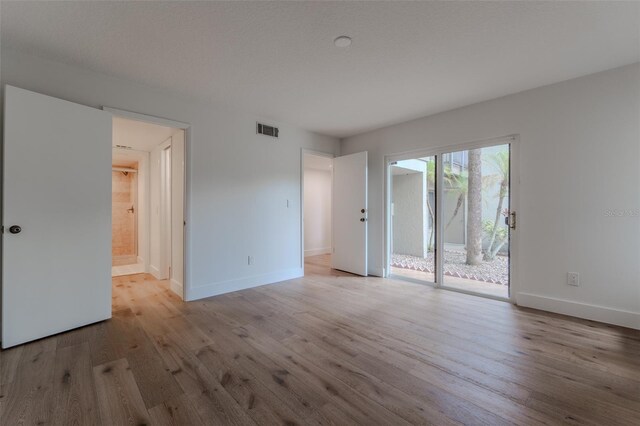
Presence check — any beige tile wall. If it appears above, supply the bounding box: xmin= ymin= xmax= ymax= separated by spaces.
xmin=112 ymin=171 xmax=136 ymax=257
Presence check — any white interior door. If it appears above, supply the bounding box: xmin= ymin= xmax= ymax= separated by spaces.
xmin=332 ymin=151 xmax=368 ymax=276
xmin=2 ymin=86 xmax=112 ymax=348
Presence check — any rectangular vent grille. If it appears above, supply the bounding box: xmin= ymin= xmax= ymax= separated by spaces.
xmin=257 ymin=122 xmax=279 ymax=138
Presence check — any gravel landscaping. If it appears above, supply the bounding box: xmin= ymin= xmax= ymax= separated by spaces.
xmin=391 ymin=250 xmax=509 ymax=285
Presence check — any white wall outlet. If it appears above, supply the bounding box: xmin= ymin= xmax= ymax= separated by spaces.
xmin=248 ymin=256 xmax=254 ymax=266
xmin=567 ymin=272 xmax=579 ymax=286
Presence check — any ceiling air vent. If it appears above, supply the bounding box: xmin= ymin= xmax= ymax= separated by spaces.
xmin=257 ymin=122 xmax=279 ymax=138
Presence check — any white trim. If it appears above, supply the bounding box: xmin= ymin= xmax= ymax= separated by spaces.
xmin=386 ymin=134 xmax=518 ymax=163
xmin=305 ymin=248 xmax=332 ymax=257
xmin=158 ymin=138 xmax=172 ymax=280
xmin=186 ymin=268 xmax=303 ymax=301
xmin=300 ymin=149 xmax=335 ymax=275
xmin=517 ymin=293 xmax=640 ymax=330
xmin=508 ymin=135 xmax=521 ymax=304
xmin=435 ymin=153 xmax=444 ymax=287
xmin=149 ymin=264 xmax=161 ymax=280
xmin=170 ymin=279 xmax=183 ymax=298
xmin=103 ymin=106 xmax=189 ymax=129
xmin=383 ymin=156 xmax=391 ymax=278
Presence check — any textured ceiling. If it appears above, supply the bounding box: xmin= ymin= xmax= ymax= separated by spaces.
xmin=113 ymin=116 xmax=176 ymax=152
xmin=2 ymin=2 xmax=639 ymax=138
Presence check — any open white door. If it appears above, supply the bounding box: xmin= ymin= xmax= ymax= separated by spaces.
xmin=2 ymin=86 xmax=112 ymax=348
xmin=332 ymin=151 xmax=368 ymax=276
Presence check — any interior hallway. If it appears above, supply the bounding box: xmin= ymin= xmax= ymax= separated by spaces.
xmin=1 ymin=257 xmax=639 ymax=425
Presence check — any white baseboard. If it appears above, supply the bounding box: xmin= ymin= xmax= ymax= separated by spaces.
xmin=149 ymin=264 xmax=162 ymax=280
xmin=304 ymin=248 xmax=331 ymax=257
xmin=186 ymin=268 xmax=303 ymax=301
xmin=170 ymin=279 xmax=183 ymax=299
xmin=517 ymin=292 xmax=640 ymax=330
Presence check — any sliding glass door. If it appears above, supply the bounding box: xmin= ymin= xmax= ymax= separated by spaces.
xmin=388 ymin=138 xmax=514 ymax=301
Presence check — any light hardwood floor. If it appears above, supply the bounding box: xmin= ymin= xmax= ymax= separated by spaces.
xmin=1 ymin=254 xmax=639 ymax=425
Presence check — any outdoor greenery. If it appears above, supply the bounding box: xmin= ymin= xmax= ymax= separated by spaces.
xmin=483 ymin=149 xmax=509 ymax=260
xmin=422 ymin=146 xmax=509 ymax=265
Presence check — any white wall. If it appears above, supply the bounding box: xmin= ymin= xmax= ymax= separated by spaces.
xmin=304 ymin=167 xmax=332 ymax=257
xmin=170 ymin=129 xmax=185 ymax=297
xmin=1 ymin=49 xmax=340 ymax=301
xmin=342 ymin=63 xmax=640 ymax=329
xmin=148 ymin=137 xmax=169 ymax=279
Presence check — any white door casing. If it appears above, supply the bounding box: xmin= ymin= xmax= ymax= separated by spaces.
xmin=332 ymin=151 xmax=368 ymax=276
xmin=2 ymin=86 xmax=112 ymax=348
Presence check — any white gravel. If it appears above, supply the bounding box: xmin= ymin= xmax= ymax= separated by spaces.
xmin=391 ymin=250 xmax=509 ymax=285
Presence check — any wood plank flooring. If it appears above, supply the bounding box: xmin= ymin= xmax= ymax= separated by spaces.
xmin=1 ymin=254 xmax=639 ymax=425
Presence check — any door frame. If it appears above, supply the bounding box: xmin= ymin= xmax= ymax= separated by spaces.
xmin=104 ymin=107 xmax=190 ymax=301
xmin=384 ymin=134 xmax=520 ymax=304
xmin=158 ymin=138 xmax=172 ymax=280
xmin=300 ymin=149 xmax=335 ymax=274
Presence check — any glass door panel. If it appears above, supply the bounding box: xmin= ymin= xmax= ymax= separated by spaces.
xmin=441 ymin=144 xmax=510 ymax=298
xmin=390 ymin=156 xmax=436 ymax=283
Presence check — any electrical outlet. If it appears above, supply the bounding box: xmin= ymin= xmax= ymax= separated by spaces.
xmin=567 ymin=272 xmax=579 ymax=286
xmin=248 ymin=256 xmax=254 ymax=266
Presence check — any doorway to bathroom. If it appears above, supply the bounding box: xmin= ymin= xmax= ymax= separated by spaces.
xmin=110 ymin=113 xmax=187 ymax=299
xmin=111 ymin=158 xmax=141 ymax=275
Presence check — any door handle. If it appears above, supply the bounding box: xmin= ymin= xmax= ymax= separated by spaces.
xmin=505 ymin=212 xmax=516 ymax=230
xmin=360 ymin=218 xmax=367 ymax=222
xmin=9 ymin=225 xmax=22 ymax=234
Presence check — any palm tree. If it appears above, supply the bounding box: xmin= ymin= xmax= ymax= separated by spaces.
xmin=483 ymin=149 xmax=509 ymax=261
xmin=444 ymin=168 xmax=468 ymax=230
xmin=466 ymin=149 xmax=483 ymax=265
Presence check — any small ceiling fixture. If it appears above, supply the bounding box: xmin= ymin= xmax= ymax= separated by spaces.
xmin=334 ymin=36 xmax=352 ymax=48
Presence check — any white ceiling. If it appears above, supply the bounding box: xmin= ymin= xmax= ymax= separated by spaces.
xmin=2 ymin=2 xmax=639 ymax=138
xmin=113 ymin=116 xmax=176 ymax=152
